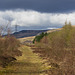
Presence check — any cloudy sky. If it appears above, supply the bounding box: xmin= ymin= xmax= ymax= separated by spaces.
xmin=0 ymin=0 xmax=75 ymax=31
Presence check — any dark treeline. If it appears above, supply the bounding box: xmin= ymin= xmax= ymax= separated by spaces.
xmin=33 ymin=32 xmax=48 ymax=43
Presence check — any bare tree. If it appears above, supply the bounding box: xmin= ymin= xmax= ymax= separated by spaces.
xmin=0 ymin=21 xmax=12 ymax=36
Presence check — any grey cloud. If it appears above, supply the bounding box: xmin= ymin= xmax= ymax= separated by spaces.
xmin=0 ymin=0 xmax=75 ymax=12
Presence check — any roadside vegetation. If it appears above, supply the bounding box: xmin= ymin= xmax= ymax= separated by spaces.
xmin=0 ymin=35 xmax=22 ymax=68
xmin=0 ymin=25 xmax=22 ymax=69
xmin=33 ymin=21 xmax=75 ymax=75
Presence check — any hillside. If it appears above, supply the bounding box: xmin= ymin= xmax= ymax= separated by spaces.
xmin=19 ymin=36 xmax=35 ymax=45
xmin=13 ymin=30 xmax=48 ymax=38
xmin=33 ymin=24 xmax=75 ymax=75
xmin=12 ymin=25 xmax=75 ymax=38
xmin=18 ymin=29 xmax=62 ymax=45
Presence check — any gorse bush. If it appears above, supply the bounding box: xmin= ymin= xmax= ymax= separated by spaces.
xmin=0 ymin=36 xmax=22 ymax=67
xmin=34 ymin=22 xmax=75 ymax=75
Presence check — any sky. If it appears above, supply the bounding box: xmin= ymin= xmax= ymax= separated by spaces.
xmin=0 ymin=0 xmax=75 ymax=31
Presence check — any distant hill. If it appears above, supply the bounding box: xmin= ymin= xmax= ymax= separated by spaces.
xmin=13 ymin=30 xmax=48 ymax=38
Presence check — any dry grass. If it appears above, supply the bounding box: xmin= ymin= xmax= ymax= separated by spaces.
xmin=47 ymin=28 xmax=62 ymax=33
xmin=0 ymin=45 xmax=47 ymax=75
xmin=18 ymin=36 xmax=35 ymax=43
